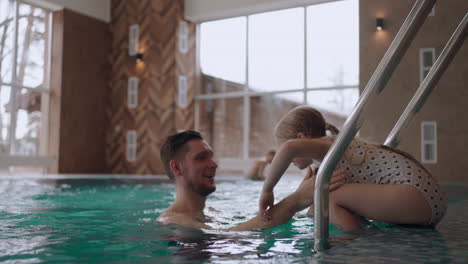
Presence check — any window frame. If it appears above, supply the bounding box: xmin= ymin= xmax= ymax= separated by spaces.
xmin=0 ymin=0 xmax=53 ymax=168
xmin=421 ymin=121 xmax=437 ymax=164
xmin=126 ymin=130 xmax=137 ymax=162
xmin=419 ymin=47 xmax=436 ymax=84
xmin=195 ymin=2 xmax=359 ymax=159
xmin=127 ymin=77 xmax=139 ymax=109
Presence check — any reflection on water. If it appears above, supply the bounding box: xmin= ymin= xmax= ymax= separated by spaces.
xmin=0 ymin=176 xmax=323 ymax=263
xmin=0 ymin=180 xmax=61 ymax=260
xmin=0 ymin=177 xmax=466 ymax=263
xmin=157 ymin=223 xmax=316 ymax=263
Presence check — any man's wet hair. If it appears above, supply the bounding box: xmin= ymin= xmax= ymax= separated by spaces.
xmin=160 ymin=130 xmax=203 ymax=180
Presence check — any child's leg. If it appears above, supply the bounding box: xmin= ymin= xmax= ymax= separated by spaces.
xmin=327 ymin=183 xmax=432 ymax=231
xmin=306 ymin=195 xmax=364 ymax=230
xmin=305 ymin=196 xmax=362 ymax=229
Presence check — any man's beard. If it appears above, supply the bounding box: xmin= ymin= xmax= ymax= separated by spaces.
xmin=189 ymin=180 xmax=216 ymax=196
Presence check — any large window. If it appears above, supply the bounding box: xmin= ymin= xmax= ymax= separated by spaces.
xmin=200 ymin=17 xmax=246 ymax=85
xmin=0 ymin=0 xmax=51 ymax=157
xmin=249 ymin=8 xmax=304 ymax=92
xmin=197 ymin=0 xmax=359 ymax=160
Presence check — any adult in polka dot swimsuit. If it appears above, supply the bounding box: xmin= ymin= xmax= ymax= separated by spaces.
xmin=258 ymin=106 xmax=447 ymax=231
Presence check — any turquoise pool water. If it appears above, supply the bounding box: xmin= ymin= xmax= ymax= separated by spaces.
xmin=0 ymin=175 xmax=467 ymax=263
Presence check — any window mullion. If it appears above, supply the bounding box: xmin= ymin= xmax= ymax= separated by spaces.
xmin=8 ymin=0 xmax=20 ymax=154
xmin=38 ymin=10 xmax=53 ymax=155
xmin=303 ymin=7 xmax=307 ymax=104
xmin=243 ymin=16 xmax=250 ymax=160
xmin=0 ymin=82 xmax=51 ymax=93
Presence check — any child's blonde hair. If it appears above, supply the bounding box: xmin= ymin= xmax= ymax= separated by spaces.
xmin=275 ymin=106 xmax=431 ymax=174
xmin=274 ymin=106 xmax=339 ymax=140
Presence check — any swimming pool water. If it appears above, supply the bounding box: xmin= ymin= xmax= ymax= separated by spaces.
xmin=0 ymin=175 xmax=467 ymax=263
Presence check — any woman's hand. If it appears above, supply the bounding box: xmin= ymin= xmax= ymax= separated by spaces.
xmin=258 ymin=190 xmax=274 ymax=220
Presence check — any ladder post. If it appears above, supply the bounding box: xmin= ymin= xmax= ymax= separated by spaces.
xmin=313 ymin=0 xmax=436 ymax=252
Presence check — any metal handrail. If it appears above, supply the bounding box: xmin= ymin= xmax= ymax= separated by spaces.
xmin=313 ymin=0 xmax=436 ymax=251
xmin=384 ymin=13 xmax=468 ymax=148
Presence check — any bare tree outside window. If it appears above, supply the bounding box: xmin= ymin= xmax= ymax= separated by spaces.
xmin=0 ymin=0 xmax=50 ymax=156
xmin=0 ymin=0 xmax=15 ymax=154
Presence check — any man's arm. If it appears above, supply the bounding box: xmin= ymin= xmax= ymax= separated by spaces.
xmin=228 ymin=191 xmax=306 ymax=231
xmin=229 ymin=166 xmax=345 ymax=232
xmin=158 ymin=196 xmax=307 ymax=232
xmin=229 ymin=168 xmax=316 ymax=231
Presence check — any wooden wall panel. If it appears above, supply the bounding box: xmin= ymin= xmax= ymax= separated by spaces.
xmin=48 ymin=9 xmax=111 ymax=173
xmin=108 ymin=0 xmax=196 ymax=174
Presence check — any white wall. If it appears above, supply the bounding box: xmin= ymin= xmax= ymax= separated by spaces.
xmin=27 ymin=0 xmax=340 ymax=23
xmin=25 ymin=0 xmax=110 ymax=22
xmin=185 ymin=0 xmax=340 ymax=22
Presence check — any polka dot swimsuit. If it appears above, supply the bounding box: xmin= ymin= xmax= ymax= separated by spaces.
xmin=337 ymin=138 xmax=447 ymax=226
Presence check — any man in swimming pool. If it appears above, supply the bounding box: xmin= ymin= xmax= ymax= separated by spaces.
xmin=157 ymin=130 xmax=345 ymax=231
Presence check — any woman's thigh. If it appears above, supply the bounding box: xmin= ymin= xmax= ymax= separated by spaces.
xmin=330 ymin=183 xmax=432 ymax=224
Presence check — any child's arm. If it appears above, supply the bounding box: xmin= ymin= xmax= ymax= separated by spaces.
xmin=259 ymin=138 xmax=332 ymax=215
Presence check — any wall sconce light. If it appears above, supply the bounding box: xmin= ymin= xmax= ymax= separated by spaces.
xmin=128 ymin=24 xmax=143 ymax=64
xmin=376 ymin=18 xmax=384 ymax=31
xmin=135 ymin=52 xmax=143 ymax=63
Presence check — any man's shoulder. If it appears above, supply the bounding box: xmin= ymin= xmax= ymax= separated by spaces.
xmin=156 ymin=210 xmax=186 ymax=225
xmin=157 ymin=210 xmax=212 ymax=229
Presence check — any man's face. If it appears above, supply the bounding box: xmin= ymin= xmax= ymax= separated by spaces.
xmin=179 ymin=139 xmax=218 ymax=196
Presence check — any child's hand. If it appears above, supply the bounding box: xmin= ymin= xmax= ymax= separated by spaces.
xmin=258 ymin=190 xmax=274 ymax=220
xmin=305 ymin=166 xmax=316 ymax=181
xmin=296 ymin=166 xmax=346 ymax=208
xmin=328 ymin=167 xmax=346 ymax=191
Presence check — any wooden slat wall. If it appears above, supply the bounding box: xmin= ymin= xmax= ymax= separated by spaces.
xmin=107 ymin=0 xmax=196 ymax=174
xmin=48 ymin=9 xmax=110 ymax=174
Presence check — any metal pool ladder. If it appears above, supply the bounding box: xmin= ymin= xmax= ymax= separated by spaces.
xmin=313 ymin=0 xmax=468 ymax=251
